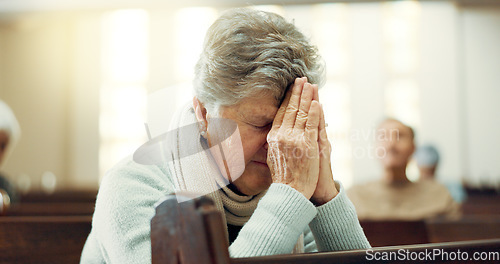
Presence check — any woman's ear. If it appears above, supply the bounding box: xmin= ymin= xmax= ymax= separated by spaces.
xmin=193 ymin=97 xmax=208 ymax=137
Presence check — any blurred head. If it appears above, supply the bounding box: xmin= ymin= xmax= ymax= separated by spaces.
xmin=414 ymin=144 xmax=440 ymax=180
xmin=0 ymin=101 xmax=21 ymax=168
xmin=193 ymin=8 xmax=324 ymax=195
xmin=0 ymin=131 xmax=8 ymax=166
xmin=376 ymin=118 xmax=415 ymax=172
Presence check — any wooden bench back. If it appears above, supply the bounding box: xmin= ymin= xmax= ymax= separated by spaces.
xmin=427 ymin=216 xmax=500 ymax=243
xmin=360 ymin=217 xmax=500 ymax=246
xmin=0 ymin=216 xmax=92 ymax=264
xmin=360 ymin=220 xmax=429 ymax=247
xmin=19 ymin=190 xmax=98 ymax=203
xmin=6 ymin=202 xmax=95 ymax=216
xmin=151 ymin=195 xmax=230 ymax=264
xmin=1 ymin=189 xmax=97 ymax=217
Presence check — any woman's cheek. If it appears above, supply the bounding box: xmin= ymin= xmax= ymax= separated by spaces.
xmin=240 ymin=129 xmax=264 ymax=163
xmin=208 ymin=119 xmax=246 ymax=182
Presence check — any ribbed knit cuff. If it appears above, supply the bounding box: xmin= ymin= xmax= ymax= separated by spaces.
xmin=309 ymin=181 xmax=371 ymax=251
xmin=229 ymin=183 xmax=317 ymax=257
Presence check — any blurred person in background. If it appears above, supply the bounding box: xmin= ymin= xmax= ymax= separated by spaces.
xmin=0 ymin=100 xmax=21 ymax=213
xmin=414 ymin=144 xmax=467 ymax=203
xmin=347 ymin=118 xmax=460 ymax=220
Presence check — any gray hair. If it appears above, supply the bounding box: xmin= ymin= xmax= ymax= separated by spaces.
xmin=194 ymin=8 xmax=325 ymax=114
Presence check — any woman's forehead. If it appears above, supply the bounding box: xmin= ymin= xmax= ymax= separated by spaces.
xmin=234 ymin=96 xmax=278 ymax=122
xmin=378 ymin=120 xmax=412 ymax=137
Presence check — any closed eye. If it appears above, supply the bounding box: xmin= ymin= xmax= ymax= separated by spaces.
xmin=251 ymin=123 xmax=272 ymax=130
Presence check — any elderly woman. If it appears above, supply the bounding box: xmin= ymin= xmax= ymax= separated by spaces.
xmin=0 ymin=100 xmax=21 ymax=211
xmin=81 ymin=8 xmax=369 ymax=263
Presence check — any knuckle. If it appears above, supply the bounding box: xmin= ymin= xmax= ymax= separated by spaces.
xmin=277 ymin=106 xmax=286 ymax=115
xmin=296 ymin=110 xmax=308 ymax=120
xmin=286 ymin=104 xmax=298 ymax=113
xmin=277 ymin=136 xmax=288 ymax=145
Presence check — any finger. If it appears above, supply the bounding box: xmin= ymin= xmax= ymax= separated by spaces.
xmin=318 ymin=103 xmax=329 ymax=151
xmin=319 ymin=103 xmax=326 ymax=135
xmin=294 ymin=82 xmax=314 ymax=130
xmin=312 ymin=84 xmax=319 ymax=101
xmin=272 ymin=77 xmax=305 ymax=129
xmin=281 ymin=77 xmax=306 ymax=129
xmin=305 ymin=100 xmax=321 ymax=141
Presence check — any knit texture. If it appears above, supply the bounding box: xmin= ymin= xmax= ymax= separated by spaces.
xmin=80 ymin=157 xmax=370 ymax=263
xmin=229 ymin=183 xmax=317 ymax=257
xmin=310 ymin=182 xmax=371 ymax=251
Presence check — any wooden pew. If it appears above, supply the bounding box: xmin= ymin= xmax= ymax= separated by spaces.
xmin=19 ymin=189 xmax=98 ymax=203
xmin=1 ymin=189 xmax=97 ymax=217
xmin=426 ymin=216 xmax=500 ymax=243
xmin=151 ymin=195 xmax=500 ymax=264
xmin=360 ymin=217 xmax=500 ymax=247
xmin=0 ymin=216 xmax=92 ymax=264
xmin=6 ymin=202 xmax=95 ymax=216
xmin=360 ymin=220 xmax=429 ymax=247
xmin=462 ymin=187 xmax=500 ymax=216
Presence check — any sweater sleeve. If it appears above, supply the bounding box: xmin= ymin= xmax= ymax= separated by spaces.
xmin=303 ymin=226 xmax=318 ymax=253
xmin=308 ymin=181 xmax=371 ymax=251
xmin=81 ymin=159 xmax=173 ymax=264
xmin=228 ymin=183 xmax=317 ymax=257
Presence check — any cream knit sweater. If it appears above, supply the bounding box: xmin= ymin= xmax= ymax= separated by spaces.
xmin=81 ymin=103 xmax=370 ymax=263
xmin=80 ymin=156 xmax=370 ymax=263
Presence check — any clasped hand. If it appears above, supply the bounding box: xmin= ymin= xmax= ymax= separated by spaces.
xmin=267 ymin=77 xmax=339 ymax=206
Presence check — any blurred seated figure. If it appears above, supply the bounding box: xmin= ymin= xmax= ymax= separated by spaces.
xmin=347 ymin=118 xmax=460 ymax=220
xmin=0 ymin=100 xmax=21 ymax=213
xmin=414 ymin=144 xmax=467 ymax=203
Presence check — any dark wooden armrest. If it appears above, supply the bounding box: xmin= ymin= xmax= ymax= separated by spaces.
xmin=151 ymin=194 xmax=230 ymax=264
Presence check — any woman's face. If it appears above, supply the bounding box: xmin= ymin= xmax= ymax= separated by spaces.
xmin=376 ymin=120 xmax=415 ymax=170
xmin=211 ymin=95 xmax=278 ymax=196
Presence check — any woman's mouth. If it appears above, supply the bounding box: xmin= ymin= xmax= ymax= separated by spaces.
xmin=253 ymin=160 xmax=268 ymax=167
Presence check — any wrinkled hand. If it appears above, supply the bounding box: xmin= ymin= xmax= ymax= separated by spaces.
xmin=266 ymin=77 xmax=321 ymax=199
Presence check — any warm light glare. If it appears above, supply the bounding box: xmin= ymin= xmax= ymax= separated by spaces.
xmin=312 ymin=4 xmax=350 ymax=75
xmin=100 ymin=9 xmax=149 ymax=179
xmin=383 ymin=0 xmax=420 ymax=74
xmin=383 ymin=0 xmax=421 ymax=131
xmin=251 ymin=5 xmax=285 ymax=16
xmin=103 ymin=9 xmax=149 ymax=83
xmin=174 ymin=7 xmax=218 ymax=81
xmin=385 ymin=79 xmax=420 ymax=128
xmin=319 ymin=82 xmax=352 ymax=188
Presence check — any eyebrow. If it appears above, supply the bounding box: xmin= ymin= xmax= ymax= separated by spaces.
xmin=244 ymin=113 xmax=275 ymax=124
